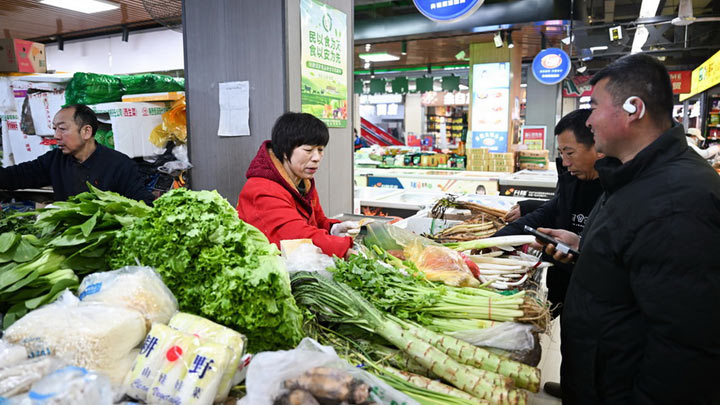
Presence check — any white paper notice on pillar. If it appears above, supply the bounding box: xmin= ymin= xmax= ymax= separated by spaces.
xmin=218 ymin=81 xmax=250 ymax=137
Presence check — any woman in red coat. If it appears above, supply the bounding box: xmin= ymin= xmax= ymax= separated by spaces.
xmin=237 ymin=112 xmax=358 ymax=258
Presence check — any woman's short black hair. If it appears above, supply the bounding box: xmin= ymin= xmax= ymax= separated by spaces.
xmin=271 ymin=112 xmax=329 ymax=162
xmin=555 ymin=108 xmax=594 ymax=148
xmin=65 ymin=104 xmax=99 ymax=136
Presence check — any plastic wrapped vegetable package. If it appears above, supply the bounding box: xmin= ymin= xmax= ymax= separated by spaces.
xmin=3 ymin=291 xmax=146 ymax=384
xmin=77 ymin=266 xmax=178 ymax=329
xmin=64 ymin=72 xmax=125 ymax=105
xmin=8 ymin=365 xmax=113 ymax=405
xmin=168 ymin=312 xmax=247 ymax=402
xmin=0 ymin=356 xmax=65 ymax=398
xmin=124 ymin=323 xmax=233 ymax=405
xmin=240 ymin=338 xmax=417 ymax=405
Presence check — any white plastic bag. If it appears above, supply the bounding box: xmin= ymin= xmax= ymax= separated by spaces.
xmin=239 ymin=338 xmax=418 ymax=405
xmin=282 ymin=243 xmax=335 ymax=278
xmin=3 ymin=291 xmax=146 ymax=385
xmin=447 ymin=322 xmax=535 ymax=351
xmin=77 ymin=266 xmax=178 ymax=328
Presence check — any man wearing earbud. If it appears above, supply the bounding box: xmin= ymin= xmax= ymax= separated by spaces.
xmin=537 ymin=54 xmax=720 ymax=403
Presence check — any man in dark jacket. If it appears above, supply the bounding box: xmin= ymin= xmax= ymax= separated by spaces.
xmin=495 ymin=108 xmax=604 ymax=318
xmin=0 ymin=104 xmax=154 ymax=205
xmin=540 ymin=54 xmax=720 ymax=403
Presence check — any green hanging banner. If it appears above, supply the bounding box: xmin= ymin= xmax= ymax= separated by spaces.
xmin=391 ymin=76 xmax=409 ymax=94
xmin=415 ymin=77 xmax=434 ymax=93
xmin=369 ymin=78 xmax=386 ymax=94
xmin=354 ymin=79 xmax=364 ymax=94
xmin=442 ymin=75 xmax=460 ymax=91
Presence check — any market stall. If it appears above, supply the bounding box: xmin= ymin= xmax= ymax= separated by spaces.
xmin=0 ymin=186 xmax=550 ymax=404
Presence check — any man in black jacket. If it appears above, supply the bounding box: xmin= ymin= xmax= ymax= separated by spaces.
xmin=541 ymin=54 xmax=720 ymax=403
xmin=0 ymin=104 xmax=154 ymax=205
xmin=495 ymin=108 xmax=603 ymax=318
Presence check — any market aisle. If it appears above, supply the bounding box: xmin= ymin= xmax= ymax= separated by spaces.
xmin=531 ymin=316 xmax=562 ymax=404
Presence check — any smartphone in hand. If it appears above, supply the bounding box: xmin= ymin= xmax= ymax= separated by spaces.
xmin=524 ymin=225 xmax=580 ymax=258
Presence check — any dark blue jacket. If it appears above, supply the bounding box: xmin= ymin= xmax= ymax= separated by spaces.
xmin=0 ymin=143 xmax=154 ymax=205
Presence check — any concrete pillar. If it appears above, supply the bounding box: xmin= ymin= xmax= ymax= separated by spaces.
xmin=183 ymin=0 xmax=353 ymax=216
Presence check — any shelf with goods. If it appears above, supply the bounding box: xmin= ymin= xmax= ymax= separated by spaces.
xmin=705 ymin=94 xmax=720 ymax=142
xmin=425 ymin=105 xmax=468 ymax=147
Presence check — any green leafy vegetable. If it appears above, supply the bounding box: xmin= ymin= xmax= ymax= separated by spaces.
xmin=108 ymin=188 xmax=304 ymax=353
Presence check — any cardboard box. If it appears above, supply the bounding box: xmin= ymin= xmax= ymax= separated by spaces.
xmin=518 ymin=149 xmax=549 ymax=158
xmin=4 ymin=117 xmax=51 ymax=164
xmin=27 ymin=90 xmax=66 ymax=136
xmin=121 ymin=91 xmax=185 ymax=102
xmin=90 ymin=102 xmax=171 ymax=158
xmin=0 ymin=39 xmax=46 ymax=73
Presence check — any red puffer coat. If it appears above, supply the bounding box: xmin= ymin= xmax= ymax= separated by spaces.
xmin=237 ymin=141 xmax=352 ymax=257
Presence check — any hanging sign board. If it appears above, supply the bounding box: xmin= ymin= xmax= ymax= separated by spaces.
xmin=413 ymin=0 xmax=484 ymax=22
xmin=532 ymin=48 xmax=571 ymax=85
xmin=668 ymin=70 xmax=691 ymax=95
xmin=300 ymin=0 xmax=348 ymax=127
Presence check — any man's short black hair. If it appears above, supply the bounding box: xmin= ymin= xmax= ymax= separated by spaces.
xmin=555 ymin=108 xmax=594 ymax=148
xmin=65 ymin=104 xmax=99 ymax=137
xmin=590 ymin=54 xmax=673 ymax=125
xmin=271 ymin=112 xmax=329 ymax=162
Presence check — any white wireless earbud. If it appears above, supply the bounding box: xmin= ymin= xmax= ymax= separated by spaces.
xmin=623 ymin=96 xmax=645 ymax=119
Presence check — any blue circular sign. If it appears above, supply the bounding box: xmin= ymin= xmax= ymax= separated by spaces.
xmin=531 ymin=48 xmax=571 ymax=85
xmin=413 ymin=0 xmax=484 ymax=22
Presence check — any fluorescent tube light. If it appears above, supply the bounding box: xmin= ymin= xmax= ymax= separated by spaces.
xmin=359 ymin=52 xmax=400 ymax=62
xmin=41 ymin=0 xmax=119 ymax=13
xmin=590 ymin=46 xmax=609 ymax=52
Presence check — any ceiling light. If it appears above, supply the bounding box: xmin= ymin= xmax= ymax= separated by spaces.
xmin=40 ymin=0 xmax=119 ymax=14
xmin=370 ymin=68 xmax=375 ymax=78
xmin=359 ymin=52 xmax=400 ymax=62
xmin=507 ymin=32 xmax=514 ymax=49
xmin=577 ymin=64 xmax=587 ymax=74
xmin=401 ymin=40 xmax=407 ymax=56
xmin=363 ymin=62 xmax=370 ymax=69
xmin=520 ymin=83 xmax=527 ymax=88
xmin=589 ymin=46 xmax=608 ymax=52
xmin=365 ymin=43 xmax=372 ymax=52
xmin=493 ymin=31 xmax=503 ymax=48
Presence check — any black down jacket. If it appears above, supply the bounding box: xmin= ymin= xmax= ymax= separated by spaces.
xmin=494 ymin=159 xmax=603 ymax=315
xmin=561 ymin=124 xmax=720 ymax=404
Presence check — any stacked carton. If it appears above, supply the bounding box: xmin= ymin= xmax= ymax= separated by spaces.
xmin=466 ymin=148 xmax=514 ymax=172
xmin=517 ymin=149 xmax=550 ymax=170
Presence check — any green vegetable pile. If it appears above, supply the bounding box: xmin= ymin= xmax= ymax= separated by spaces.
xmin=0 ymin=186 xmax=152 ymax=328
xmin=108 ymin=188 xmax=304 ymax=353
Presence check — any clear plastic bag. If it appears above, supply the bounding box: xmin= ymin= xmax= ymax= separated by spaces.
xmin=239 ymin=338 xmax=418 ymax=405
xmin=282 ymin=243 xmax=335 ymax=278
xmin=77 ymin=266 xmax=178 ymax=329
xmin=3 ymin=291 xmax=146 ymax=385
xmin=447 ymin=322 xmax=535 ymax=351
xmin=404 ymin=239 xmax=479 ymax=288
xmin=9 ymin=365 xmax=113 ymax=405
xmin=0 ymin=357 xmax=65 ymax=398
xmin=0 ymin=340 xmax=28 ymax=369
